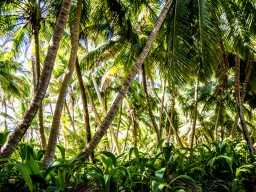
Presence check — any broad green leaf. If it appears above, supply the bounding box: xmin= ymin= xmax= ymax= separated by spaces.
xmin=13 ymin=161 xmax=33 ymax=192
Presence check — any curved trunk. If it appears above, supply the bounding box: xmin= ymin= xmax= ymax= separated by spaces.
xmin=42 ymin=0 xmax=83 ymax=168
xmin=232 ymin=57 xmax=253 ymax=138
xmin=79 ymin=0 xmax=174 ymax=159
xmin=34 ymin=28 xmax=47 ymax=150
xmin=92 ymin=76 xmax=120 ymax=152
xmin=0 ymin=0 xmax=72 ymax=158
xmin=75 ymin=59 xmax=91 ymax=143
xmin=189 ymin=76 xmax=199 ymax=149
xmin=142 ymin=64 xmax=160 ymax=141
xmin=234 ymin=54 xmax=254 ymax=157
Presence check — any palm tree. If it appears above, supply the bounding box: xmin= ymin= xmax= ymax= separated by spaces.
xmin=0 ymin=0 xmax=72 ymax=158
xmin=0 ymin=0 xmax=60 ymax=149
xmin=42 ymin=0 xmax=83 ymax=168
xmin=234 ymin=54 xmax=254 ymax=157
xmin=79 ymin=0 xmax=174 ymax=159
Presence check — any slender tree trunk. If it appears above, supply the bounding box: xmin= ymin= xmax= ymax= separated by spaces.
xmin=84 ymin=84 xmax=110 ymax=150
xmin=64 ymin=100 xmax=76 ymax=134
xmin=42 ymin=0 xmax=83 ymax=168
xmin=142 ymin=64 xmax=160 ymax=141
xmin=132 ymin=109 xmax=138 ymax=147
xmin=234 ymin=54 xmax=254 ymax=156
xmin=126 ymin=99 xmax=138 ymax=148
xmin=189 ymin=77 xmax=199 ymax=149
xmin=79 ymin=0 xmax=174 ymax=159
xmin=0 ymin=0 xmax=72 ymax=158
xmin=214 ymin=104 xmax=221 ymax=141
xmin=159 ymin=79 xmax=166 ymax=139
xmin=231 ymin=57 xmax=253 ymax=138
xmin=150 ymin=78 xmax=183 ymax=147
xmin=116 ymin=103 xmax=123 ymax=140
xmin=34 ymin=27 xmax=47 ymax=150
xmin=124 ymin=120 xmax=132 ymax=151
xmin=91 ymin=76 xmax=120 ymax=152
xmin=75 ymin=59 xmax=91 ymax=143
xmin=169 ymin=92 xmax=176 ymax=143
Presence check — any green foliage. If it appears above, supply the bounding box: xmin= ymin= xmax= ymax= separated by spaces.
xmin=0 ymin=140 xmax=256 ymax=191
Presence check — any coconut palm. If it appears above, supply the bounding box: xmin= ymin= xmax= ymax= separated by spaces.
xmin=0 ymin=0 xmax=72 ymax=158
xmin=0 ymin=0 xmax=64 ymax=149
xmin=79 ymin=0 xmax=174 ymax=159
xmin=42 ymin=0 xmax=83 ymax=168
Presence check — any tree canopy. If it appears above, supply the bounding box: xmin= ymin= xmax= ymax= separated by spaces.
xmin=0 ymin=0 xmax=256 ymax=191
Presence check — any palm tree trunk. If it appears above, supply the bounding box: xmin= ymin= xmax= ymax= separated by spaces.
xmin=0 ymin=0 xmax=72 ymax=158
xmin=126 ymin=98 xmax=138 ymax=147
xmin=124 ymin=120 xmax=132 ymax=151
xmin=91 ymin=76 xmax=120 ymax=152
xmin=132 ymin=109 xmax=138 ymax=148
xmin=231 ymin=57 xmax=253 ymax=138
xmin=84 ymin=84 xmax=110 ymax=150
xmin=214 ymin=104 xmax=221 ymax=141
xmin=159 ymin=79 xmax=166 ymax=139
xmin=75 ymin=59 xmax=91 ymax=143
xmin=79 ymin=0 xmax=174 ymax=159
xmin=34 ymin=27 xmax=47 ymax=150
xmin=42 ymin=0 xmax=83 ymax=168
xmin=142 ymin=64 xmax=160 ymax=141
xmin=64 ymin=100 xmax=76 ymax=134
xmin=189 ymin=76 xmax=199 ymax=149
xmin=234 ymin=54 xmax=254 ymax=157
xmin=116 ymin=103 xmax=123 ymax=140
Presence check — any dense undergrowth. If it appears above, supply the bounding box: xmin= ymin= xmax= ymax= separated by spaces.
xmin=0 ymin=139 xmax=256 ymax=192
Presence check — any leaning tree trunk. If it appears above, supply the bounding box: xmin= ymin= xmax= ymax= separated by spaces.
xmin=234 ymin=54 xmax=254 ymax=157
xmin=42 ymin=0 xmax=83 ymax=168
xmin=84 ymin=83 xmax=110 ymax=150
xmin=91 ymin=76 xmax=120 ymax=152
xmin=0 ymin=0 xmax=72 ymax=158
xmin=142 ymin=64 xmax=160 ymax=141
xmin=231 ymin=57 xmax=253 ymax=138
xmin=34 ymin=26 xmax=47 ymax=150
xmin=189 ymin=76 xmax=199 ymax=149
xmin=78 ymin=0 xmax=174 ymax=159
xmin=75 ymin=59 xmax=92 ymax=144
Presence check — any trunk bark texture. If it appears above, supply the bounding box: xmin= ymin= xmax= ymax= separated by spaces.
xmin=34 ymin=27 xmax=47 ymax=150
xmin=234 ymin=54 xmax=254 ymax=156
xmin=75 ymin=60 xmax=92 ymax=143
xmin=42 ymin=0 xmax=82 ymax=168
xmin=79 ymin=0 xmax=174 ymax=159
xmin=232 ymin=57 xmax=253 ymax=138
xmin=0 ymin=0 xmax=72 ymax=158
